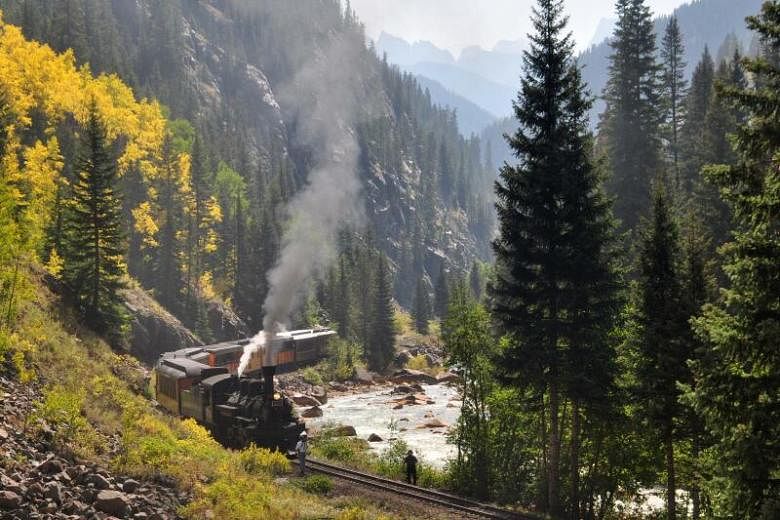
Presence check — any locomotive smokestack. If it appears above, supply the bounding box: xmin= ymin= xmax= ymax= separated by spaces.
xmin=262 ymin=365 xmax=276 ymax=402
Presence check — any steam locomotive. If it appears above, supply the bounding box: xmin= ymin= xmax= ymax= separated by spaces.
xmin=153 ymin=328 xmax=335 ymax=451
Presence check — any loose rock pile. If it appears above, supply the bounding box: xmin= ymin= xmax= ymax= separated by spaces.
xmin=0 ymin=375 xmax=186 ymax=519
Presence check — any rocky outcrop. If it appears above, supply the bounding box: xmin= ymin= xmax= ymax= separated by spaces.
xmin=122 ymin=286 xmax=202 ymax=365
xmin=0 ymin=375 xmax=187 ymax=519
xmin=206 ymin=300 xmax=249 ymax=343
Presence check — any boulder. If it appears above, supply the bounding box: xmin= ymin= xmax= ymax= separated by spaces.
xmin=94 ymin=490 xmax=131 ymax=517
xmin=326 ymin=425 xmax=357 ymax=437
xmin=436 ymin=372 xmax=461 ymax=384
xmin=391 ymin=385 xmax=414 ymax=394
xmin=328 ymin=382 xmax=349 ymax=392
xmin=43 ymin=481 xmax=62 ymax=504
xmin=310 ymin=386 xmax=327 ymax=404
xmin=392 ymin=403 xmax=403 ymax=410
xmin=291 ymin=394 xmax=322 ymax=407
xmin=37 ymin=458 xmax=64 ymax=475
xmin=301 ymin=406 xmax=323 ymax=418
xmin=394 ymin=350 xmax=413 ymax=366
xmin=367 ymin=433 xmax=383 ymax=442
xmin=0 ymin=490 xmax=21 ymax=509
xmin=122 ymin=479 xmax=141 ymax=493
xmin=353 ymin=367 xmax=376 ymax=385
xmin=86 ymin=473 xmax=111 ymax=490
xmin=392 ymin=369 xmax=438 ymax=385
xmin=420 ymin=418 xmax=448 ymax=429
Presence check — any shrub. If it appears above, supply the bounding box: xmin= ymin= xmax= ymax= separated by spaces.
xmin=299 ymin=474 xmax=333 ymax=495
xmin=302 ymin=366 xmax=324 ymax=386
xmin=406 ymin=354 xmax=430 ymax=371
xmin=33 ymin=385 xmax=103 ymax=457
xmin=237 ymin=444 xmax=290 ymax=476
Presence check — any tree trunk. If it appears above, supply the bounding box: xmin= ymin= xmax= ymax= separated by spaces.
xmin=665 ymin=422 xmax=676 ymax=520
xmin=570 ymin=399 xmax=581 ymax=520
xmin=549 ymin=377 xmax=561 ymax=518
xmin=692 ymin=427 xmax=700 ymax=520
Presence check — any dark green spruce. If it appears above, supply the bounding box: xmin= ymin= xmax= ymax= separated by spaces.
xmin=491 ymin=1 xmax=620 ymax=516
xmin=692 ymin=3 xmax=780 ymax=517
xmin=62 ymin=102 xmax=127 ymax=343
xmin=601 ymin=0 xmax=663 ymax=231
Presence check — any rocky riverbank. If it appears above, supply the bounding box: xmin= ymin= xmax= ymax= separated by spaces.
xmin=0 ymin=375 xmax=186 ymax=520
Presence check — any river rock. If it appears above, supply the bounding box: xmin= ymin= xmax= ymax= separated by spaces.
xmin=326 ymin=425 xmax=357 ymax=437
xmin=0 ymin=490 xmax=22 ymax=509
xmin=94 ymin=490 xmax=131 ymax=516
xmin=301 ymin=406 xmax=323 ymax=418
xmin=310 ymin=386 xmax=327 ymax=404
xmin=291 ymin=394 xmax=322 ymax=407
xmin=367 ymin=433 xmax=383 ymax=442
xmin=392 ymin=369 xmax=438 ymax=385
xmin=392 ymin=385 xmax=414 ymax=394
xmin=436 ymin=372 xmax=461 ymax=384
xmin=420 ymin=418 xmax=448 ymax=429
xmin=353 ymin=367 xmax=376 ymax=385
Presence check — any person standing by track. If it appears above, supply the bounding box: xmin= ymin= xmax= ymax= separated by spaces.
xmin=404 ymin=449 xmax=418 ymax=485
xmin=296 ymin=431 xmax=309 ymax=476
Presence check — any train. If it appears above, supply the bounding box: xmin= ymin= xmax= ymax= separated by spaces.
xmin=152 ymin=328 xmax=335 ymax=452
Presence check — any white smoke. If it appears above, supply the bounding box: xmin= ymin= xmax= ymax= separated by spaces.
xmin=237 ymin=35 xmax=367 ymax=376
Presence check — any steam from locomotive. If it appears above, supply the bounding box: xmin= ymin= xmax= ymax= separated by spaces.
xmin=238 ymin=37 xmax=365 ymax=375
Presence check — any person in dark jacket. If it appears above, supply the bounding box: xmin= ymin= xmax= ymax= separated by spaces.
xmin=404 ymin=449 xmax=418 ymax=485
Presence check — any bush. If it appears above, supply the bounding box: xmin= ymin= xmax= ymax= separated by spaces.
xmin=302 ymin=366 xmax=324 ymax=387
xmin=33 ymin=385 xmax=103 ymax=457
xmin=237 ymin=444 xmax=290 ymax=476
xmin=299 ymin=474 xmax=333 ymax=495
xmin=313 ymin=436 xmax=370 ymax=465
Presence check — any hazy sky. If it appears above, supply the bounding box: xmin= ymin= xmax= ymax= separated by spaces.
xmin=349 ymin=0 xmax=690 ymax=54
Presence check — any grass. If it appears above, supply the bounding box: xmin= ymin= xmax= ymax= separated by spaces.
xmin=311 ymin=429 xmax=448 ymax=490
xmin=0 ymin=272 xmax=405 ymax=519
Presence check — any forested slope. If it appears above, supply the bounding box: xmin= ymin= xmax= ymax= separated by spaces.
xmin=0 ymin=0 xmax=495 ymax=336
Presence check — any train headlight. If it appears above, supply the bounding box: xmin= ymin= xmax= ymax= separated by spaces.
xmin=273 ymin=393 xmax=281 ymax=400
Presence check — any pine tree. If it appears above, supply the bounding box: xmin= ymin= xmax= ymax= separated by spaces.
xmin=367 ymin=255 xmax=395 ymax=372
xmin=692 ymin=4 xmax=780 ymax=517
xmin=660 ymin=16 xmax=687 ymax=187
xmin=680 ymin=47 xmax=715 ymax=192
xmin=413 ymin=277 xmax=430 ymax=334
xmin=491 ymin=1 xmax=621 ymax=516
xmin=433 ymin=262 xmax=449 ymax=319
xmin=632 ymin=186 xmax=690 ymax=520
xmin=602 ymin=0 xmax=663 ymax=231
xmin=62 ymin=101 xmax=127 ymax=343
xmin=469 ymin=260 xmax=482 ymax=301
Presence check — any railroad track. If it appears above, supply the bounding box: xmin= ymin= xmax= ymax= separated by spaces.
xmin=306 ymin=459 xmax=534 ymax=519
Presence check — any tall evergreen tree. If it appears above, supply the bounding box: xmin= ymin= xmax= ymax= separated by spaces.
xmin=413 ymin=277 xmax=430 ymax=334
xmin=469 ymin=260 xmax=483 ymax=301
xmin=433 ymin=262 xmax=449 ymax=319
xmin=692 ymin=4 xmax=780 ymax=517
xmin=660 ymin=16 xmax=687 ymax=187
xmin=632 ymin=186 xmax=691 ymax=520
xmin=62 ymin=102 xmax=127 ymax=343
xmin=366 ymin=255 xmax=395 ymax=372
xmin=602 ymin=0 xmax=663 ymax=231
xmin=491 ymin=1 xmax=621 ymax=516
xmin=680 ymin=47 xmax=715 ymax=192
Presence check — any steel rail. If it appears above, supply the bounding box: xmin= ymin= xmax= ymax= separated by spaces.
xmin=306 ymin=459 xmax=535 ymax=519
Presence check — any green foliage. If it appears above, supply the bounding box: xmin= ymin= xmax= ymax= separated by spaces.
xmin=33 ymin=385 xmax=103 ymax=457
xmin=365 ymin=255 xmax=396 ymax=372
xmin=602 ymin=0 xmax=664 ymax=230
xmin=61 ymin=101 xmax=128 ymax=343
xmin=412 ymin=277 xmax=431 ymax=334
xmin=301 ymin=365 xmax=324 ymax=387
xmin=491 ymin=0 xmax=622 ymax=515
xmin=236 ymin=444 xmax=290 ymax=477
xmin=442 ymin=282 xmax=494 ymax=499
xmin=689 ymin=4 xmax=780 ymax=517
xmin=298 ymin=474 xmax=333 ymax=495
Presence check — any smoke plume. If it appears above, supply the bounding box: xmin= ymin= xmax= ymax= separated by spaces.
xmin=237 ymin=35 xmax=366 ymax=376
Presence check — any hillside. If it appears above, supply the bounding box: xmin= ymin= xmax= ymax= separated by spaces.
xmin=579 ymin=0 xmax=764 ymax=122
xmin=0 ymin=0 xmax=496 ymax=331
xmin=413 ymin=75 xmax=497 ymax=137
